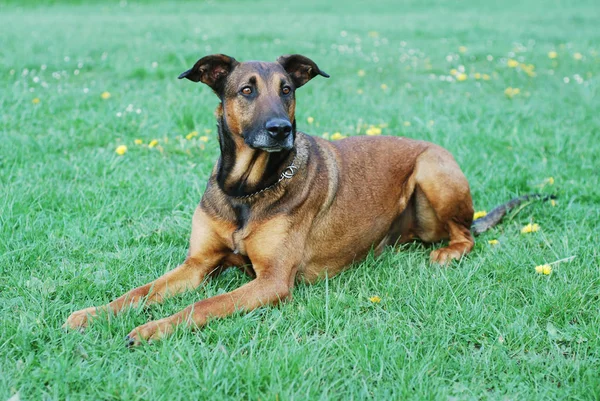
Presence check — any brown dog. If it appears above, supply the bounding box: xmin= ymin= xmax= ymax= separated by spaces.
xmin=64 ymin=54 xmax=476 ymax=345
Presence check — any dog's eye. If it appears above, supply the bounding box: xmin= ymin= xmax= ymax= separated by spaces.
xmin=282 ymin=86 xmax=291 ymax=95
xmin=241 ymin=87 xmax=252 ymax=95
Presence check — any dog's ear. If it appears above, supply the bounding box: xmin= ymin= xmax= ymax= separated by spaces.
xmin=277 ymin=54 xmax=329 ymax=88
xmin=178 ymin=54 xmax=239 ymax=93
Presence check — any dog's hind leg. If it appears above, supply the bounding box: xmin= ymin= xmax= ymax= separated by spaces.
xmin=412 ymin=146 xmax=475 ymax=265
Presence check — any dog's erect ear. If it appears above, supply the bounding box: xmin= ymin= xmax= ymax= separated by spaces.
xmin=276 ymin=54 xmax=330 ymax=88
xmin=178 ymin=54 xmax=239 ymax=93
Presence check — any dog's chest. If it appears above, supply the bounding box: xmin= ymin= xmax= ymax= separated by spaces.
xmin=231 ymin=203 xmax=250 ymax=255
xmin=231 ymin=230 xmax=247 ymax=255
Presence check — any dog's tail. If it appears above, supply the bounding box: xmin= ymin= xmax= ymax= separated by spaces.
xmin=471 ymin=193 xmax=556 ymax=235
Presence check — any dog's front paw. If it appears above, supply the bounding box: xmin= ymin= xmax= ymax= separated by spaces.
xmin=125 ymin=319 xmax=174 ymax=347
xmin=63 ymin=306 xmax=101 ymax=330
xmin=430 ymin=247 xmax=463 ymax=265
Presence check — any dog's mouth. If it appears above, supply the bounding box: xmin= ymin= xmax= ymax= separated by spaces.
xmin=261 ymin=146 xmax=285 ymax=153
xmin=245 ymin=131 xmax=294 ymax=153
xmin=255 ymin=142 xmax=294 ymax=153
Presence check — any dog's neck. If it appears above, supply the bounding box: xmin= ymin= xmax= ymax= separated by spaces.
xmin=216 ymin=114 xmax=295 ymax=198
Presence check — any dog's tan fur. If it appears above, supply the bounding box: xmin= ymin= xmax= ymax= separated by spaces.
xmin=64 ymin=55 xmax=474 ymax=345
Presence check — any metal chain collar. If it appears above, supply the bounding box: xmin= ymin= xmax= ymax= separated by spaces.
xmin=232 ymin=161 xmax=298 ymax=200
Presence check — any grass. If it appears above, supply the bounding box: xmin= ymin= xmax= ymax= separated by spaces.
xmin=1 ymin=0 xmax=599 ymax=399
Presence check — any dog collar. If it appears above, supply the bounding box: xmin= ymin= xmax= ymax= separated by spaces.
xmin=232 ymin=158 xmax=298 ymax=200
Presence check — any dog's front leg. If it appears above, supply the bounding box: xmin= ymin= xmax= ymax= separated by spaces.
xmin=63 ymin=256 xmax=223 ymax=330
xmin=126 ymin=216 xmax=299 ymax=345
xmin=125 ymin=268 xmax=293 ymax=346
xmin=64 ymin=208 xmax=231 ymax=330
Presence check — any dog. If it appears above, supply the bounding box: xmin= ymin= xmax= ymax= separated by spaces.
xmin=65 ymin=54 xmax=519 ymax=346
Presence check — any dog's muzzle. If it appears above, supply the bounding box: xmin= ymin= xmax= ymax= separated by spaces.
xmin=246 ymin=118 xmax=294 ymax=152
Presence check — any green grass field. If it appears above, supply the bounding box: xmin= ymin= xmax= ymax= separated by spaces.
xmin=1 ymin=0 xmax=599 ymax=399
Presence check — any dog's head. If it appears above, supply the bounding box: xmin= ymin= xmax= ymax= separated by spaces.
xmin=179 ymin=54 xmax=329 ymax=152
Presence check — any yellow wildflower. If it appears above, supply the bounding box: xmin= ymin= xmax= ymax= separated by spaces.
xmin=547 ymin=177 xmax=554 ymax=185
xmin=482 ymin=74 xmax=491 ymax=81
xmin=504 ymin=87 xmax=520 ymax=98
xmin=474 ymin=73 xmax=481 ymax=80
xmin=369 ymin=296 xmax=381 ymax=303
xmin=101 ymin=91 xmax=111 ymax=100
xmin=548 ymin=51 xmax=558 ymax=59
xmin=186 ymin=131 xmax=198 ymax=140
xmin=573 ymin=52 xmax=583 ymax=60
xmin=380 ymin=84 xmax=388 ymax=90
xmin=507 ymin=59 xmax=519 ymax=68
xmin=331 ymin=132 xmax=346 ymax=140
xmin=199 ymin=136 xmax=209 ymax=142
xmin=488 ymin=239 xmax=499 ymax=245
xmin=535 ymin=264 xmax=552 ymax=275
xmin=520 ymin=63 xmax=536 ymax=77
xmin=366 ymin=126 xmax=382 ymax=136
xmin=450 ymin=69 xmax=458 ymax=76
xmin=307 ymin=116 xmax=314 ymax=124
xmin=357 ymin=69 xmax=366 ymax=77
xmin=403 ymin=121 xmax=411 ymax=127
xmin=521 ymin=223 xmax=540 ymax=234
xmin=474 ymin=211 xmax=487 ymax=220
xmin=134 ymin=139 xmax=143 ymax=145
xmin=32 ymin=97 xmax=40 ymax=104
xmin=148 ymin=139 xmax=158 ymax=148
xmin=458 ymin=46 xmax=467 ymax=54
xmin=115 ymin=145 xmax=127 ymax=155
xmin=456 ymin=73 xmax=467 ymax=82
xmin=550 ymin=199 xmax=556 ymax=207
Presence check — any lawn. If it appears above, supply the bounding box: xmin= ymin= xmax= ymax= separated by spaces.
xmin=1 ymin=0 xmax=599 ymax=399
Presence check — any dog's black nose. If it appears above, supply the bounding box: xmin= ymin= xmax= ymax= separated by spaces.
xmin=265 ymin=119 xmax=292 ymax=139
